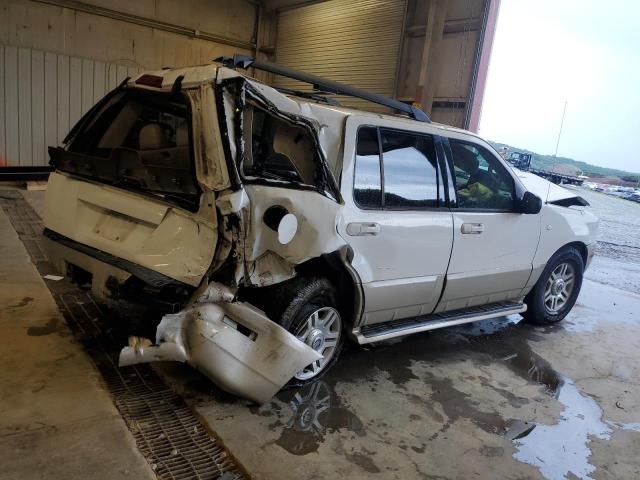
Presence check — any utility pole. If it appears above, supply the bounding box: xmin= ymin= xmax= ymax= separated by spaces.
xmin=554 ymin=100 xmax=568 ymax=157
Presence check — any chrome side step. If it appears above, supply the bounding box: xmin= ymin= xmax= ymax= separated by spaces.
xmin=354 ymin=302 xmax=527 ymax=344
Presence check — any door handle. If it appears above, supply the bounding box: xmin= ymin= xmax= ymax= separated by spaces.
xmin=346 ymin=222 xmax=381 ymax=236
xmin=461 ymin=223 xmax=484 ymax=234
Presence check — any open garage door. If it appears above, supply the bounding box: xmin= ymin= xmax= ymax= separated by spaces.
xmin=274 ymin=0 xmax=407 ymax=112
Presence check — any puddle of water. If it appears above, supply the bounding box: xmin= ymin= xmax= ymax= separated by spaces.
xmin=461 ymin=319 xmax=617 ymax=480
xmin=561 ymin=279 xmax=640 ymax=333
xmin=176 ymin=305 xmax=631 ymax=478
xmin=608 ymin=421 xmax=640 ymax=433
xmin=267 ymin=380 xmax=365 ymax=456
xmin=247 ymin=317 xmax=561 ymax=456
xmin=7 ymin=296 xmax=33 ymax=309
xmin=511 ymin=379 xmax=611 ymax=480
xmin=26 ymin=317 xmax=65 ymax=336
xmin=270 ymin=317 xmax=629 ymax=479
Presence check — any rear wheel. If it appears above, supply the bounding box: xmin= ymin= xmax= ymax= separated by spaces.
xmin=523 ymin=247 xmax=584 ymax=325
xmin=277 ymin=277 xmax=344 ymax=385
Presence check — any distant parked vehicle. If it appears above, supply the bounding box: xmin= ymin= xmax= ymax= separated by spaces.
xmin=507 ymin=152 xmax=533 ymax=171
xmin=623 ymin=192 xmax=640 ymax=203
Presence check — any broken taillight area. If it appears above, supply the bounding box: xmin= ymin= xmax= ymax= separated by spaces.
xmin=135 ymin=74 xmax=164 ymax=88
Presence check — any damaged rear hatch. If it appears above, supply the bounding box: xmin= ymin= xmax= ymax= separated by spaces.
xmin=44 ymin=76 xmax=229 ymax=288
xmin=44 ymin=68 xmax=332 ymax=403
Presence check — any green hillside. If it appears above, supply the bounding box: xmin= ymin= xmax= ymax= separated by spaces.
xmin=490 ymin=141 xmax=640 ymax=182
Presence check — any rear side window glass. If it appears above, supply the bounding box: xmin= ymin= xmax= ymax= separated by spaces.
xmin=380 ymin=130 xmax=438 ymax=208
xmin=354 ymin=127 xmax=382 ymax=208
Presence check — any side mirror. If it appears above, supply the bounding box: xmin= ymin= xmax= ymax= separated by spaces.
xmin=518 ymin=191 xmax=542 ymax=214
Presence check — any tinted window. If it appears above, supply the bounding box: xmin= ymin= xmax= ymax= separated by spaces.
xmin=449 ymin=140 xmax=515 ymax=210
xmin=381 ymin=130 xmax=438 ymax=208
xmin=354 ymin=127 xmax=382 ymax=208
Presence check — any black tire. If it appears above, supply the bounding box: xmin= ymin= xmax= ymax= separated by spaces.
xmin=277 ymin=277 xmax=344 ymax=386
xmin=523 ymin=246 xmax=584 ymax=325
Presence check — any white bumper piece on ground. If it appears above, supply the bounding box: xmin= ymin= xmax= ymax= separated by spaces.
xmin=119 ymin=301 xmax=322 ymax=404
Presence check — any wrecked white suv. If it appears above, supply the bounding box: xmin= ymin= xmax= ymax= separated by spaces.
xmin=43 ymin=56 xmax=598 ymax=403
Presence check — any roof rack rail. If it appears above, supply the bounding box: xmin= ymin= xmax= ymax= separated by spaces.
xmin=273 ymin=86 xmax=341 ymax=106
xmin=215 ymin=54 xmax=431 ymax=123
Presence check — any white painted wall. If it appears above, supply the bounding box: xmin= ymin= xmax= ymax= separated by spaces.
xmin=0 ymin=44 xmax=141 ymax=166
xmin=0 ymin=0 xmax=258 ymax=166
xmin=0 ymin=0 xmax=256 ymax=70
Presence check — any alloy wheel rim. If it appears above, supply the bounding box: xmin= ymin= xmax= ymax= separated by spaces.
xmin=544 ymin=262 xmax=575 ymax=313
xmin=294 ymin=307 xmax=342 ymax=380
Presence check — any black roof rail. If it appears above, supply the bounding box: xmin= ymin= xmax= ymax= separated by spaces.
xmin=273 ymin=87 xmax=341 ymax=106
xmin=214 ymin=54 xmax=431 ymax=123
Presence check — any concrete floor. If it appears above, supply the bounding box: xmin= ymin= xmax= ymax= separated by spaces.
xmin=158 ymin=188 xmax=640 ymax=480
xmin=1 ymin=187 xmax=640 ymax=480
xmin=0 ymin=192 xmax=154 ymax=480
xmin=157 ymin=279 xmax=640 ymax=480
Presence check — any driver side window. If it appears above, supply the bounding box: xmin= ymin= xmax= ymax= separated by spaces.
xmin=449 ymin=140 xmax=515 ymax=210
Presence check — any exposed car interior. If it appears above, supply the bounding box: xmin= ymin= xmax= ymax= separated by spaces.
xmin=242 ymin=102 xmax=319 ymax=186
xmin=450 ymin=140 xmax=515 ymax=210
xmin=50 ymin=90 xmax=199 ymax=210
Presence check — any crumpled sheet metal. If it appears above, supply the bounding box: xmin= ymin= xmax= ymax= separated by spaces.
xmin=119 ymin=301 xmax=322 ymax=404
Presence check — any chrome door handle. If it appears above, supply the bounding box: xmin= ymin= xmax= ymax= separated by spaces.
xmin=461 ymin=223 xmax=484 ymax=234
xmin=346 ymin=222 xmax=381 ymax=236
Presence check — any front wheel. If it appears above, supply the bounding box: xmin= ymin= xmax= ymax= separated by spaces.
xmin=523 ymin=247 xmax=584 ymax=325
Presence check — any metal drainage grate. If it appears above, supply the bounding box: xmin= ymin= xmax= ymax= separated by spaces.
xmin=0 ymin=191 xmax=246 ymax=480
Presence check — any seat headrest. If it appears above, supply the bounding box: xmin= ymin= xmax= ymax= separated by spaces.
xmin=176 ymin=125 xmax=189 ymax=146
xmin=139 ymin=124 xmax=168 ymax=150
xmin=357 ymin=128 xmax=380 ymax=156
xmin=451 ymin=143 xmax=479 ymax=174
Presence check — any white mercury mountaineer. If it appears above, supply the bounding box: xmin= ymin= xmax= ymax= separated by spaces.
xmin=43 ymin=56 xmax=599 ymax=403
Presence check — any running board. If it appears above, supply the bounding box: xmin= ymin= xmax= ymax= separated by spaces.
xmin=354 ymin=302 xmax=527 ymax=344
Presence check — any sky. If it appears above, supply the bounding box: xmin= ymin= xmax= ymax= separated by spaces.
xmin=478 ymin=0 xmax=640 ymax=173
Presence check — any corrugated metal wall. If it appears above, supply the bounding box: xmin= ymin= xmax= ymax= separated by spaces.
xmin=0 ymin=44 xmax=139 ymax=167
xmin=274 ymin=0 xmax=407 ymax=112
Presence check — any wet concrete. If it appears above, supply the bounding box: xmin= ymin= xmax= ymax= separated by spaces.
xmin=0 ymin=196 xmax=155 ymax=480
xmin=7 ymin=188 xmax=640 ymax=479
xmin=154 ymin=188 xmax=640 ymax=479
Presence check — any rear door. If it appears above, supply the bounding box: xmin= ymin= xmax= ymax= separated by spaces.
xmin=339 ymin=119 xmax=454 ymax=325
xmin=436 ymin=136 xmax=540 ymax=311
xmin=45 ymin=87 xmax=219 ymax=286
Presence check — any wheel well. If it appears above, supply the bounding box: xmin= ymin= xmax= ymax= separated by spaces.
xmin=295 ymin=250 xmax=362 ymax=328
xmin=236 ymin=249 xmax=363 ymax=328
xmin=559 ymin=241 xmax=588 ymax=266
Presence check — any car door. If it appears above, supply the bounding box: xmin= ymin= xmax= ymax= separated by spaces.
xmin=436 ymin=136 xmax=540 ymax=312
xmin=338 ymin=119 xmax=454 ymax=326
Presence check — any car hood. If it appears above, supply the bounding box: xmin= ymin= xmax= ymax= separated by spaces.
xmin=513 ymin=169 xmax=588 ymax=204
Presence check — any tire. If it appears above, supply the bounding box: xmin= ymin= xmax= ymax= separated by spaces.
xmin=276 ymin=277 xmax=344 ymax=386
xmin=523 ymin=246 xmax=584 ymax=325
